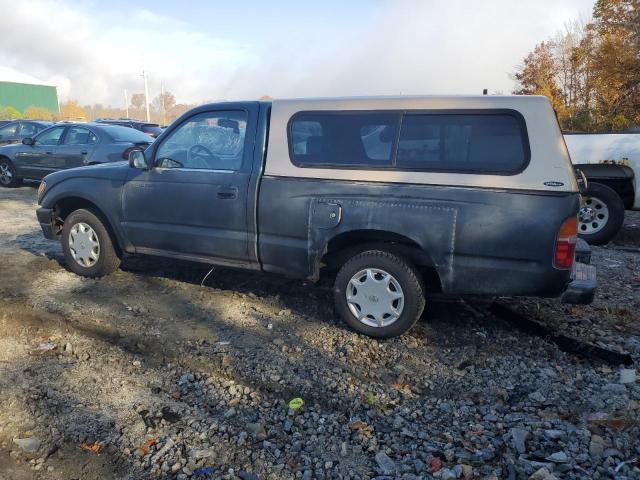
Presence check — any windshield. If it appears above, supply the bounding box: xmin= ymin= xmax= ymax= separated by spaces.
xmin=100 ymin=125 xmax=153 ymax=143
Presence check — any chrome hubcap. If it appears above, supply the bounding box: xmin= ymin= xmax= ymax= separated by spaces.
xmin=346 ymin=268 xmax=404 ymax=327
xmin=0 ymin=163 xmax=12 ymax=185
xmin=68 ymin=222 xmax=100 ymax=267
xmin=579 ymin=196 xmax=609 ymax=234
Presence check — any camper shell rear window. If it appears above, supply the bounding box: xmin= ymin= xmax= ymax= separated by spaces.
xmin=287 ymin=109 xmax=530 ymax=175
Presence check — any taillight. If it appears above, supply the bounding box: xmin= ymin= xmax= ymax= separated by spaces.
xmin=554 ymin=216 xmax=578 ymax=269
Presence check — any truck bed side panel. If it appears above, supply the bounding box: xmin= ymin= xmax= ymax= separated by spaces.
xmin=257 ymin=176 xmax=579 ymax=297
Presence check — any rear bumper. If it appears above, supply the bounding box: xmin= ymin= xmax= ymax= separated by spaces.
xmin=36 ymin=207 xmax=57 ymax=240
xmin=561 ymin=261 xmax=597 ymax=305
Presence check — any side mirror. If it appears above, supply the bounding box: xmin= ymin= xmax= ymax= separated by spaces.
xmin=22 ymin=137 xmax=34 ymax=146
xmin=128 ymin=149 xmax=149 ymax=169
xmin=574 ymin=168 xmax=588 ymax=194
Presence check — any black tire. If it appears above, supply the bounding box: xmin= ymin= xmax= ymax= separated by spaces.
xmin=578 ymin=182 xmax=625 ymax=245
xmin=333 ymin=249 xmax=425 ymax=338
xmin=0 ymin=158 xmax=21 ymax=188
xmin=62 ymin=209 xmax=121 ymax=277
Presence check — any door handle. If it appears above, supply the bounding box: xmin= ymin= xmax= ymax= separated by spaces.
xmin=45 ymin=151 xmax=53 ymax=155
xmin=217 ymin=186 xmax=238 ymax=199
xmin=81 ymin=151 xmax=88 ymax=155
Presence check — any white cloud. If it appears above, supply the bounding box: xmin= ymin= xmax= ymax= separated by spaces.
xmin=221 ymin=0 xmax=594 ymax=99
xmin=0 ymin=0 xmax=593 ymax=106
xmin=0 ymin=0 xmax=252 ymax=105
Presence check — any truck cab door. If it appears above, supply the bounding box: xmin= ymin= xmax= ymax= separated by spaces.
xmin=122 ymin=103 xmax=259 ymax=266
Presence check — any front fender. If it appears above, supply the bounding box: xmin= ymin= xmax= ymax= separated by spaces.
xmin=40 ymin=177 xmax=130 ymax=251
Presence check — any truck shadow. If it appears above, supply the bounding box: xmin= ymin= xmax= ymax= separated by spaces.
xmin=9 ymin=233 xmax=525 ymax=357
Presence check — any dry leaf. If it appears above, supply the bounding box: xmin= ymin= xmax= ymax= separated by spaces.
xmin=136 ymin=438 xmax=157 ymax=457
xmin=79 ymin=442 xmax=103 ymax=454
xmin=589 ymin=417 xmax=636 ymax=430
xmin=350 ymin=421 xmax=369 ymax=430
xmin=430 ymin=457 xmax=442 ymax=472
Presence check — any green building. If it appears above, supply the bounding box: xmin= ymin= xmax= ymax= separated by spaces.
xmin=0 ymin=67 xmax=59 ymax=114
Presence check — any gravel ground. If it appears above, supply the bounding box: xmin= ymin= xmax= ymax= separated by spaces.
xmin=0 ymin=185 xmax=638 ymax=480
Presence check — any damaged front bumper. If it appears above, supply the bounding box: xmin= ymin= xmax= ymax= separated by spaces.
xmin=36 ymin=207 xmax=58 ymax=240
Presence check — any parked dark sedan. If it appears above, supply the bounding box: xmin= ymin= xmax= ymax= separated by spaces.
xmin=0 ymin=120 xmax=53 ymax=146
xmin=0 ymin=123 xmax=153 ymax=187
xmin=94 ymin=118 xmax=164 ymax=138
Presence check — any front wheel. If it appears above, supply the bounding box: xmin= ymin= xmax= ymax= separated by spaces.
xmin=0 ymin=158 xmax=21 ymax=187
xmin=578 ymin=182 xmax=625 ymax=245
xmin=62 ymin=209 xmax=121 ymax=277
xmin=333 ymin=250 xmax=425 ymax=338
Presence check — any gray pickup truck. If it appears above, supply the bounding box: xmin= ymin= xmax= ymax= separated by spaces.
xmin=36 ymin=96 xmax=596 ymax=337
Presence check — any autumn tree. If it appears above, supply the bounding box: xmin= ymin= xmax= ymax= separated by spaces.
xmin=514 ymin=42 xmax=568 ymax=118
xmin=151 ymin=91 xmax=176 ymax=124
xmin=513 ymin=0 xmax=640 ymax=132
xmin=130 ymin=93 xmax=146 ymax=110
xmin=23 ymin=106 xmax=55 ymax=121
xmin=167 ymin=104 xmax=192 ymax=123
xmin=0 ymin=106 xmax=21 ymax=119
xmin=589 ymin=0 xmax=640 ymax=129
xmin=59 ymin=100 xmax=87 ymax=121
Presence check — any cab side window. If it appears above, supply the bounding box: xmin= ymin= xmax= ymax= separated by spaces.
xmin=155 ymin=111 xmax=247 ymax=170
xmin=35 ymin=127 xmax=65 ymax=146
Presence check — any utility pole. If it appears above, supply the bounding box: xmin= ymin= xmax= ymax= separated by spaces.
xmin=160 ymin=81 xmax=166 ymax=126
xmin=142 ymin=70 xmax=151 ymax=122
xmin=124 ymin=88 xmax=129 ymax=118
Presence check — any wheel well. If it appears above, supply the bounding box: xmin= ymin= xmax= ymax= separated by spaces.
xmin=320 ymin=229 xmax=442 ymax=292
xmin=52 ymin=197 xmax=122 ymax=254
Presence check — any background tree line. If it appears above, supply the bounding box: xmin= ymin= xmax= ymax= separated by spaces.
xmin=0 ymin=90 xmax=196 ymax=125
xmin=513 ymin=0 xmax=640 ymax=132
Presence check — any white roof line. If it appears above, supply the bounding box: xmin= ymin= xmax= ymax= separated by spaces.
xmin=0 ymin=66 xmax=55 ymax=87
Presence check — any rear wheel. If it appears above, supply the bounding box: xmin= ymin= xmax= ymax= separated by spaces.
xmin=0 ymin=158 xmax=21 ymax=187
xmin=62 ymin=209 xmax=121 ymax=277
xmin=578 ymin=182 xmax=624 ymax=245
xmin=333 ymin=250 xmax=425 ymax=338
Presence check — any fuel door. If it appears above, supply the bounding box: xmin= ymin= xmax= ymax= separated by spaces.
xmin=312 ymin=202 xmax=342 ymax=229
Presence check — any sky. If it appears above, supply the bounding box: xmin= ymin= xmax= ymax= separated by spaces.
xmin=0 ymin=0 xmax=595 ymax=107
